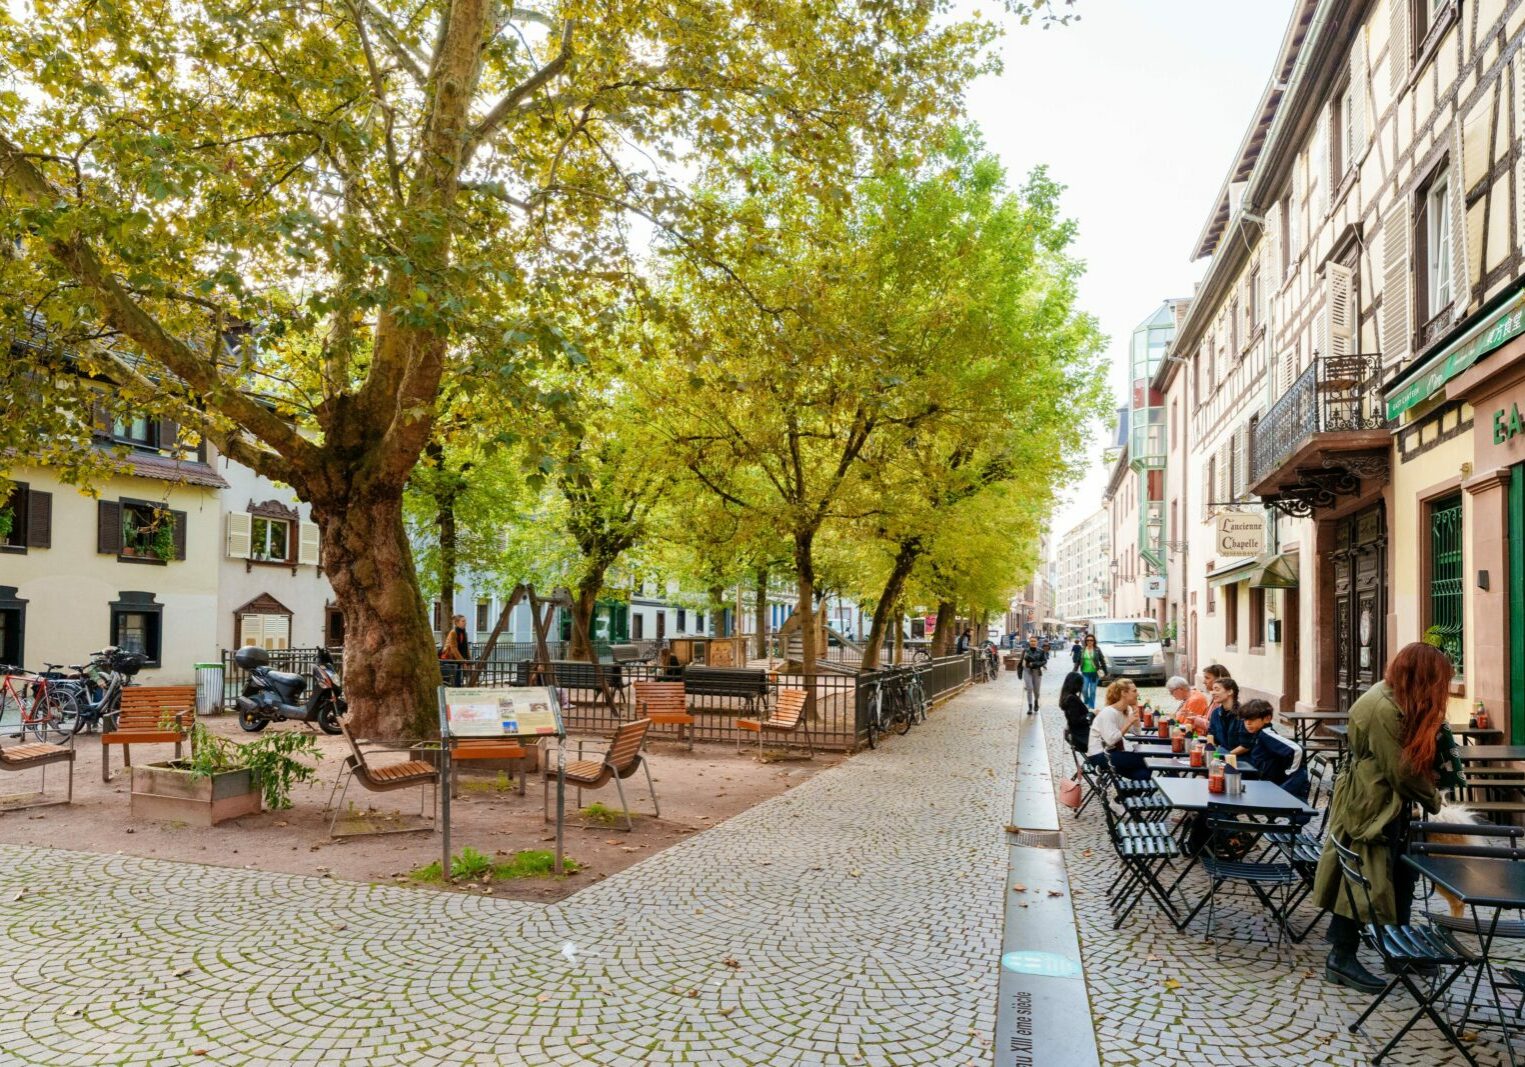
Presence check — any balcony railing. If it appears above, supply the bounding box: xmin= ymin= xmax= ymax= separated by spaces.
xmin=1248 ymin=355 xmax=1388 ymax=489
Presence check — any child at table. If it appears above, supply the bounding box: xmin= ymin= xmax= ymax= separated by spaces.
xmin=1239 ymin=699 xmax=1309 ymax=800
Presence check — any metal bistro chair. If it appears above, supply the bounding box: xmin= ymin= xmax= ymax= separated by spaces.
xmin=1095 ymin=772 xmax=1181 ymax=929
xmin=326 ymin=721 xmax=440 ymax=837
xmin=1183 ymin=803 xmax=1303 ymax=957
xmin=543 ymin=718 xmax=657 ymax=832
xmin=1332 ymin=837 xmax=1479 ymax=1066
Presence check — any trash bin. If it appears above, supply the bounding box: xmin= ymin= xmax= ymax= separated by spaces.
xmin=194 ymin=662 xmax=225 ymax=716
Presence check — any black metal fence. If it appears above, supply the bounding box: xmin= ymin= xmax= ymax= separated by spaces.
xmin=218 ymin=647 xmax=978 ymax=751
xmin=1249 ymin=355 xmax=1388 ymax=487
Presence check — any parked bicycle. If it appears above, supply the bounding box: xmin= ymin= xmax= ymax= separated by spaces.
xmin=0 ymin=666 xmax=67 ymax=741
xmin=905 ymin=664 xmax=930 ymax=724
xmin=974 ymin=642 xmax=1000 ymax=684
xmin=862 ymin=666 xmax=914 ymax=749
xmin=40 ymin=647 xmax=145 ymax=736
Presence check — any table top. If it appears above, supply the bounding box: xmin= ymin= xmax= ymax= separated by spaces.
xmin=1324 ymin=724 xmax=1349 ymax=736
xmin=1455 ymin=746 xmax=1525 ymax=762
xmin=1279 ymin=710 xmax=1350 ymax=722
xmin=1124 ymin=733 xmax=1176 ymax=746
xmin=1453 ymin=726 xmax=1506 ymax=742
xmin=1405 ymin=854 xmax=1525 ymax=910
xmin=1144 ymin=756 xmax=1260 ymax=778
xmin=1154 ymin=776 xmax=1313 ymax=814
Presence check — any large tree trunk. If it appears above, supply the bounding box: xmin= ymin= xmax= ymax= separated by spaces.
xmin=568 ymin=573 xmax=602 ymax=662
xmin=794 ymin=532 xmax=817 ymax=717
xmin=930 ymin=600 xmax=956 ymax=657
xmin=754 ymin=567 xmax=769 ymax=659
xmin=313 ymin=490 xmax=440 ymax=739
xmin=862 ymin=538 xmax=920 ymax=669
xmin=708 ymin=584 xmax=726 ymax=636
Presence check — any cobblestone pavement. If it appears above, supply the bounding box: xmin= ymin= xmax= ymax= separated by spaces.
xmin=0 ymin=676 xmax=1025 ymax=1066
xmin=1046 ymin=678 xmax=1516 ymax=1066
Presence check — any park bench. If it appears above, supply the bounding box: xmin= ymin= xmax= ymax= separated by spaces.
xmin=542 ymin=717 xmax=657 ymax=831
xmin=736 ymin=687 xmax=812 ymax=757
xmin=101 ymin=685 xmax=196 ymax=782
xmin=611 ymin=643 xmax=655 ymax=665
xmin=632 ymin=681 xmax=694 ymax=749
xmin=514 ymin=660 xmax=627 ymax=714
xmin=450 ymin=738 xmax=528 ymax=796
xmin=0 ymin=734 xmax=76 ymax=809
xmin=327 ymin=721 xmax=439 ymax=837
xmin=683 ymin=666 xmax=769 ymax=715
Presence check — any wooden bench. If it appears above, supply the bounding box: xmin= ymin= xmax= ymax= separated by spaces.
xmin=736 ymin=687 xmax=812 ymax=757
xmin=450 ymin=739 xmax=527 ymax=796
xmin=0 ymin=736 xmax=75 ymax=810
xmin=633 ymin=681 xmax=694 ymax=749
xmin=327 ymin=721 xmax=439 ymax=837
xmin=514 ymin=660 xmax=627 ymax=713
xmin=684 ymin=666 xmax=769 ymax=715
xmin=541 ymin=718 xmax=657 ymax=831
xmin=101 ymin=685 xmax=196 ymax=782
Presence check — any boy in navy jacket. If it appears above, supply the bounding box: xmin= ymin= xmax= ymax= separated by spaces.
xmin=1239 ymin=699 xmax=1308 ymax=799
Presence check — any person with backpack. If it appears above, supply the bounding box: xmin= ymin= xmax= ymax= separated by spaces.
xmin=1018 ymin=634 xmax=1048 ymax=715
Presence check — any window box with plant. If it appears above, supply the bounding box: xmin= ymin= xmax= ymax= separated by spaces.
xmin=129 ymin=724 xmax=320 ymax=826
xmin=100 ymin=499 xmax=186 ymax=563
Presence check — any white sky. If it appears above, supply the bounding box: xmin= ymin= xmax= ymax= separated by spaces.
xmin=965 ymin=0 xmax=1295 ymax=543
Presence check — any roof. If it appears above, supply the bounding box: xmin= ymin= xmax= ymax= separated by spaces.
xmin=109 ymin=450 xmax=229 ymax=488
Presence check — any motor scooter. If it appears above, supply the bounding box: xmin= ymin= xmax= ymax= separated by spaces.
xmin=234 ymin=646 xmax=345 ymax=735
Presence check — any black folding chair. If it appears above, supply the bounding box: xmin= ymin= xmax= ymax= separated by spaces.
xmin=1096 ymin=772 xmax=1181 ymax=929
xmin=1178 ymin=803 xmax=1303 ymax=956
xmin=1267 ymin=750 xmax=1337 ymax=940
xmin=1095 ymin=755 xmax=1171 ymax=824
xmin=1331 ymin=837 xmax=1479 ymax=1066
xmin=1068 ymin=743 xmax=1101 ymax=817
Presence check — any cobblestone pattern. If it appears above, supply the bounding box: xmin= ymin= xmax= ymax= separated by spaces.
xmin=0 ymin=677 xmax=1021 ymax=1066
xmin=1043 ymin=679 xmax=1514 ymax=1066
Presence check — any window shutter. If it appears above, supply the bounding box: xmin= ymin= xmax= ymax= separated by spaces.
xmin=1262 ymin=212 xmax=1279 ymax=318
xmin=26 ymin=489 xmax=50 ymax=549
xmin=241 ymin=614 xmax=262 ymax=647
xmin=157 ymin=419 xmax=178 ymax=454
xmin=1326 ymin=263 xmax=1355 ymax=360
xmin=1449 ymin=124 xmax=1469 ymax=316
xmin=1381 ymin=201 xmax=1412 ymax=365
xmin=298 ymin=521 xmax=321 ymax=566
xmin=170 ymin=509 xmax=188 ymax=560
xmin=1311 ymin=127 xmax=1328 ymax=220
xmin=91 ymin=398 xmax=111 ymax=440
xmin=226 ymin=512 xmax=252 ymax=559
xmin=1390 ymin=0 xmax=1410 ymax=95
xmin=266 ymin=615 xmax=291 ymax=650
xmin=1349 ymin=33 xmax=1368 ymax=156
xmin=97 ymin=500 xmax=121 ymax=554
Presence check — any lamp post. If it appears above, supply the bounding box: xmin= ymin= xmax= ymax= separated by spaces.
xmin=1109 ymin=559 xmax=1119 ymax=616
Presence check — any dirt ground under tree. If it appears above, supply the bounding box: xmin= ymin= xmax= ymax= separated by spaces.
xmin=0 ymin=715 xmax=838 ymax=901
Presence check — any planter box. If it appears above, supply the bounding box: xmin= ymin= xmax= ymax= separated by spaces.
xmin=130 ymin=761 xmax=262 ymax=826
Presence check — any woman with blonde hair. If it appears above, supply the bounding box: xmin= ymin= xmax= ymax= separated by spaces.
xmin=1086 ymin=678 xmax=1150 ymax=781
xmin=439 ymin=619 xmax=467 ymax=685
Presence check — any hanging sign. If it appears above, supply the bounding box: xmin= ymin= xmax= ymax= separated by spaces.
xmin=1143 ymin=576 xmax=1166 ymax=600
xmin=1216 ymin=513 xmax=1265 ymax=557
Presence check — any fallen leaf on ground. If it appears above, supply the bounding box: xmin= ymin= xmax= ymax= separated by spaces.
xmin=717 ymin=1006 xmax=736 ymax=1016
xmin=1011 ymin=884 xmax=1027 ymax=893
xmin=848 ymin=869 xmax=862 ymax=878
xmin=722 ymin=957 xmax=741 ymax=970
xmin=1163 ymin=978 xmax=1181 ymax=992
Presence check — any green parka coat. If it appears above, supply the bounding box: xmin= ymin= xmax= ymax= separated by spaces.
xmin=1311 ymin=681 xmax=1441 ymax=923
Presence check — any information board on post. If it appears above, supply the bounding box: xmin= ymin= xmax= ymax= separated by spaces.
xmin=436 ymin=684 xmax=568 ymax=876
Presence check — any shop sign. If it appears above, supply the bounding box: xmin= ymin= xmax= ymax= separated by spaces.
xmin=1216 ymin=513 xmax=1265 ymax=557
xmin=1386 ymin=286 xmax=1525 ymax=419
xmin=1143 ymin=576 xmax=1166 ymax=600
xmin=1494 ymin=403 xmax=1525 ymax=444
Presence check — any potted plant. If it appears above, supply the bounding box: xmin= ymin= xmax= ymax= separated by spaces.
xmin=0 ymin=506 xmax=12 ymax=543
xmin=131 ymin=723 xmax=320 ymax=826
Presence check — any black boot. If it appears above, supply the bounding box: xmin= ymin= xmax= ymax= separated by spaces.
xmin=1325 ymin=948 xmax=1386 ymax=994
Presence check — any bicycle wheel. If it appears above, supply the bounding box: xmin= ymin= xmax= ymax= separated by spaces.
xmin=19 ymin=697 xmax=52 ymax=742
xmin=890 ymin=687 xmax=912 ymax=735
xmin=41 ymin=689 xmax=81 ymax=737
xmin=910 ymin=647 xmax=931 ymax=664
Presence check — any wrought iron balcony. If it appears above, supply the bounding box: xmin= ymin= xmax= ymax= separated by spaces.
xmin=1248 ymin=355 xmax=1391 ymax=517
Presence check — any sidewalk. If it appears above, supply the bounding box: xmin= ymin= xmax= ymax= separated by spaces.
xmin=0 ymin=677 xmax=1030 ymax=1066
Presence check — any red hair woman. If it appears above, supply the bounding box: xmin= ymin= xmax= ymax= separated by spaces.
xmin=1312 ymin=642 xmax=1453 ymax=993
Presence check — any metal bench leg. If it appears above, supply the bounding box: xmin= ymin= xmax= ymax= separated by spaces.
xmin=642 ymin=758 xmax=660 ymax=818
xmin=613 ymin=775 xmax=634 ymax=831
xmin=327 ymin=767 xmax=353 ymax=837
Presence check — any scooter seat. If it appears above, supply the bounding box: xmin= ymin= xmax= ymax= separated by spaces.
xmin=268 ymin=670 xmax=307 ymax=695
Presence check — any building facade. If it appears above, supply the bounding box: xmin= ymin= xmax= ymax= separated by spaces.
xmin=1054 ymin=508 xmax=1111 ymax=624
xmin=1159 ymin=0 xmax=1525 ymax=726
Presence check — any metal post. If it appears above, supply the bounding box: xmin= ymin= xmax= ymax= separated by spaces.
xmin=437 ymin=687 xmax=451 ymax=881
xmin=555 ymin=737 xmax=566 ymax=875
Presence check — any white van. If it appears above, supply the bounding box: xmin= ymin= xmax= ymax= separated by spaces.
xmin=1088 ymin=617 xmax=1166 ymax=687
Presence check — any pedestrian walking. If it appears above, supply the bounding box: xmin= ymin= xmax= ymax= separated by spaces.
xmin=1018 ymin=634 xmax=1048 ymax=715
xmin=1312 ymin=642 xmax=1451 ymax=995
xmin=440 ymin=615 xmax=468 ymax=686
xmin=955 ymin=628 xmax=972 ymax=655
xmin=1072 ymin=633 xmax=1107 ymax=709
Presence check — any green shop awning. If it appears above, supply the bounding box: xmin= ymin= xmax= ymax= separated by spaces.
xmin=1249 ymin=553 xmax=1299 ymax=589
xmin=1386 ymin=284 xmax=1525 ymax=420
xmin=1207 ymin=558 xmax=1259 ymax=587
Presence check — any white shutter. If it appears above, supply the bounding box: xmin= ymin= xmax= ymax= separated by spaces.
xmin=1263 ymin=206 xmax=1281 ymax=301
xmin=1312 ymin=127 xmax=1328 ymax=220
xmin=1326 ymin=263 xmax=1355 ymax=360
xmin=226 ymin=512 xmax=252 ymax=559
xmin=1381 ymin=201 xmax=1412 ymax=365
xmin=240 ymin=614 xmax=262 ymax=647
xmin=1349 ymin=31 xmax=1368 ymax=158
xmin=297 ymin=521 xmax=320 ymax=566
xmin=1390 ymin=0 xmax=1410 ymax=95
xmin=263 ymin=615 xmax=290 ymax=651
xmin=1449 ymin=124 xmax=1469 ymax=317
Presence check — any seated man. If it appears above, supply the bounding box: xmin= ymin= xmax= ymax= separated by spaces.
xmin=1239 ymin=699 xmax=1308 ymax=799
xmin=1167 ymin=675 xmax=1209 ymax=733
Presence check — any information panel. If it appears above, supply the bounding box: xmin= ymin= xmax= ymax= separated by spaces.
xmin=441 ymin=685 xmax=564 ymax=739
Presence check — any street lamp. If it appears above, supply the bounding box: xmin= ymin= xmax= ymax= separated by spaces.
xmin=1108 ymin=559 xmax=1119 ymax=616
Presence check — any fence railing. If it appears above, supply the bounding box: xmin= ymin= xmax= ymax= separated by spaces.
xmin=1249 ymin=354 xmax=1388 ymax=488
xmin=218 ymin=647 xmax=979 ymax=751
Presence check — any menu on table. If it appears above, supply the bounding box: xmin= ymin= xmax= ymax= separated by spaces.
xmin=443 ymin=686 xmax=563 ymax=738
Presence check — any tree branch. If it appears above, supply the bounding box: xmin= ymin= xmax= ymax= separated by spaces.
xmin=467 ymin=18 xmax=574 ymax=150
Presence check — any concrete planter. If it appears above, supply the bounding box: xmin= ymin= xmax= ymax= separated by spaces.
xmin=130 ymin=761 xmax=262 ymax=826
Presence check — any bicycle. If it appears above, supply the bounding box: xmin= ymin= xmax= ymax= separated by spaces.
xmin=908 ymin=646 xmax=932 ymax=665
xmin=973 ymin=643 xmax=999 ymax=684
xmin=0 ymin=666 xmax=64 ymax=742
xmin=862 ymin=667 xmax=912 ymax=749
xmin=40 ymin=648 xmax=141 ymax=735
xmin=905 ymin=665 xmax=929 ymax=724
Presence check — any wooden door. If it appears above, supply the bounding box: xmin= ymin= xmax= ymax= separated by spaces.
xmin=1335 ymin=504 xmax=1386 ymax=713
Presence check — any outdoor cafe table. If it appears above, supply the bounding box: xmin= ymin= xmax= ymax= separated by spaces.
xmin=1278 ymin=709 xmax=1349 ymax=746
xmin=1143 ymin=755 xmax=1260 ymax=779
xmin=1403 ymin=853 xmax=1525 ymax=1066
xmin=1456 ymin=746 xmax=1525 ymax=762
xmin=1454 ymin=726 xmax=1507 ymax=745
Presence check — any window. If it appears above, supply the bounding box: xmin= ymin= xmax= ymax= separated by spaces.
xmin=1280 ymin=197 xmax=1292 ymax=275
xmin=476 ymin=600 xmax=491 ymax=633
xmin=1422 ymin=167 xmax=1453 ymax=320
xmin=677 ymin=608 xmax=687 ymax=631
xmin=110 ymin=592 xmax=162 ymax=667
xmin=1332 ymin=82 xmax=1355 ymax=179
xmin=1230 ymin=297 xmax=1240 ymax=355
xmin=632 ymin=613 xmax=644 ymax=640
xmin=114 ymin=501 xmax=183 ymax=563
xmin=250 ymin=517 xmax=291 ymax=562
xmin=0 ymin=484 xmax=46 ymax=552
xmin=1427 ymin=493 xmax=1464 ymax=675
xmin=111 ymin=415 xmax=156 ymax=448
xmin=1224 ymin=583 xmax=1240 ymax=648
xmin=432 ymin=600 xmax=444 ymax=632
xmin=696 ymin=612 xmax=705 ymax=632
xmin=1249 ymin=587 xmax=1266 ymax=650
xmin=1249 ymin=268 xmax=1261 ymax=329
